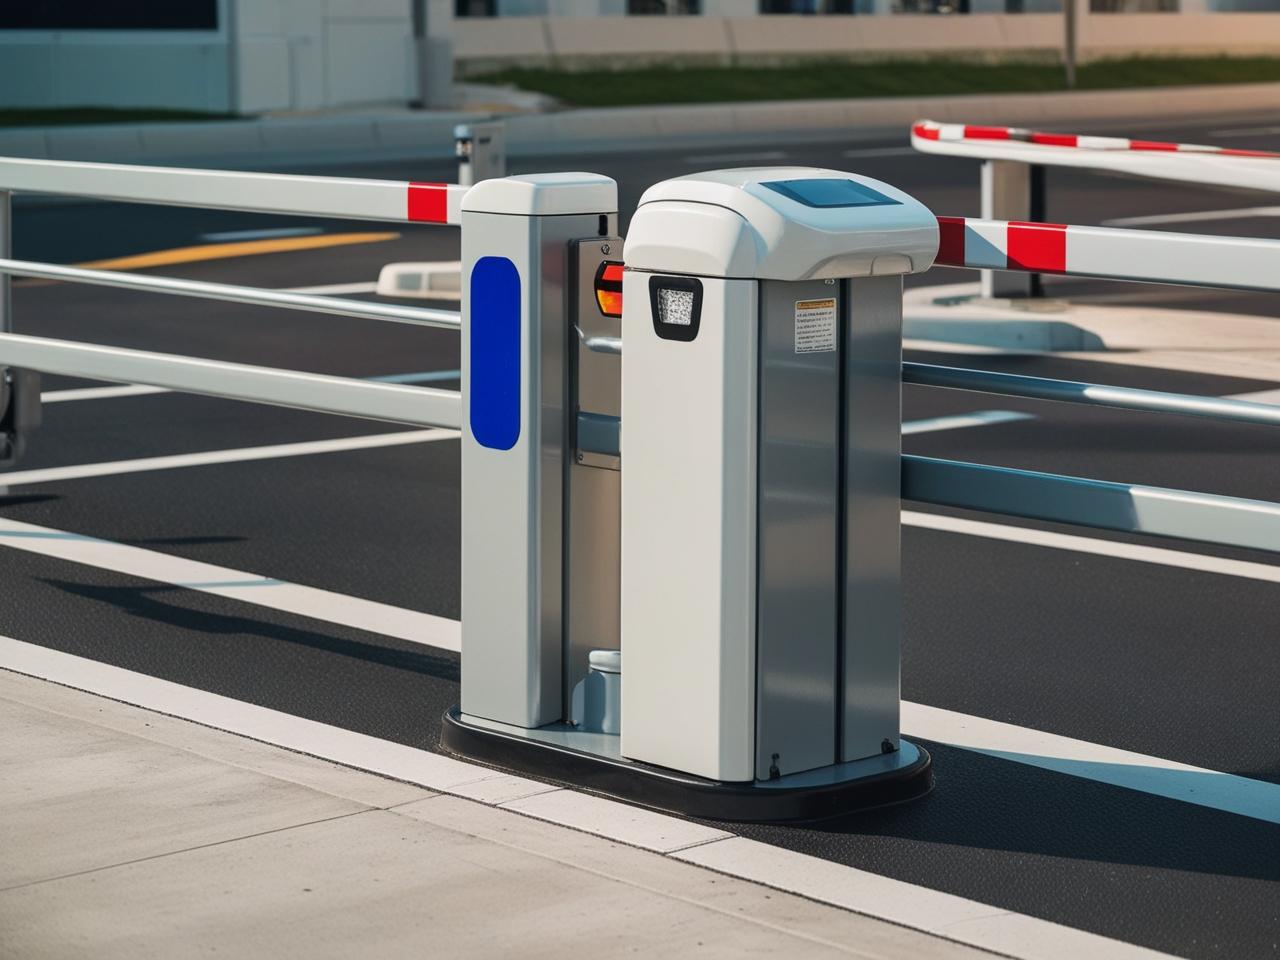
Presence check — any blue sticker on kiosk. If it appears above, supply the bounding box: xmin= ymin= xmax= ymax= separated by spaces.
xmin=762 ymin=179 xmax=902 ymax=209
xmin=469 ymin=256 xmax=521 ymax=451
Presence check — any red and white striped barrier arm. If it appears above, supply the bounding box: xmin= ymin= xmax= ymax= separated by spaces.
xmin=933 ymin=216 xmax=1280 ymax=293
xmin=0 ymin=156 xmax=468 ymax=225
xmin=912 ymin=120 xmax=1280 ymax=159
xmin=910 ymin=120 xmax=1280 ymax=193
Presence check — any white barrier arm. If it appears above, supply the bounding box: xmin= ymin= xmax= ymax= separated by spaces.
xmin=912 ymin=120 xmax=1280 ymax=194
xmin=934 ymin=215 xmax=1280 ymax=293
xmin=0 ymin=333 xmax=461 ymax=428
xmin=0 ymin=156 xmax=469 ymax=225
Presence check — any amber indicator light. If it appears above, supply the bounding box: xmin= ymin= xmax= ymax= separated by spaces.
xmin=594 ymin=261 xmax=624 ymax=318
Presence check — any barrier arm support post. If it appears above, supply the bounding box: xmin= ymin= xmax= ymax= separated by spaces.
xmin=980 ymin=160 xmax=1044 ymax=299
xmin=458 ymin=173 xmax=618 ymax=731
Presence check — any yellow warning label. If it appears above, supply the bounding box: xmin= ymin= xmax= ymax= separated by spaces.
xmin=794 ymin=298 xmax=837 ymax=354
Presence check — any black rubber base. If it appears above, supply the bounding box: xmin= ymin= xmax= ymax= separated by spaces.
xmin=440 ymin=706 xmax=933 ymax=823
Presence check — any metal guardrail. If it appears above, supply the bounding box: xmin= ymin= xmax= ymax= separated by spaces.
xmin=0 ymin=157 xmax=465 ymax=430
xmin=0 ymin=259 xmax=461 ymax=331
xmin=905 ymin=119 xmax=1280 ymax=556
xmin=0 ymin=334 xmax=460 ymax=428
xmin=903 ymin=456 xmax=1280 ymax=556
xmin=2 ymin=146 xmax=1276 ymax=561
xmin=903 ymin=362 xmax=1280 ymax=429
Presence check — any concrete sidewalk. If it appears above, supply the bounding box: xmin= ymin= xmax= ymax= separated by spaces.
xmin=0 ymin=667 xmax=991 ymax=960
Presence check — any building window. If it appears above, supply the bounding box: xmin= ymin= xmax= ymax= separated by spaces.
xmin=761 ymin=0 xmax=855 ymax=10
xmin=456 ymin=0 xmax=497 ymax=15
xmin=1091 ymin=0 xmax=1177 ymax=9
xmin=628 ymin=0 xmax=702 ymax=12
xmin=0 ymin=1 xmax=218 ymax=29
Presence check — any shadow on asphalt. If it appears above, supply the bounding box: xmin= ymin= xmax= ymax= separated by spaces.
xmin=36 ymin=577 xmax=459 ymax=683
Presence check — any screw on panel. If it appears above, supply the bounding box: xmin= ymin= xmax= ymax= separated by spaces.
xmin=600 ymin=242 xmax=612 ymax=255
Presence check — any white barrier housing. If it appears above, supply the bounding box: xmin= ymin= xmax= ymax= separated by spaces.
xmin=621 ymin=168 xmax=936 ymax=788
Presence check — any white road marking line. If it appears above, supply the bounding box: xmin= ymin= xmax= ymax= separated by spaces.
xmin=902 ymin=410 xmax=1033 ymax=435
xmin=1208 ymin=124 xmax=1280 ymax=137
xmin=0 ymin=524 xmax=459 ymax=651
xmin=1226 ymin=387 xmax=1280 ymax=405
xmin=1102 ymin=206 xmax=1280 ymax=227
xmin=902 ymin=701 xmax=1280 ymax=827
xmin=41 ymin=384 xmax=170 ymax=403
xmin=683 ymin=150 xmax=788 ymax=164
xmin=200 ymin=227 xmax=325 ymax=243
xmin=904 ymin=510 xmax=1280 ymax=584
xmin=0 ymin=638 xmax=1174 ymax=960
xmin=0 ymin=428 xmax=458 ymax=486
xmin=841 ymin=146 xmax=918 ymax=159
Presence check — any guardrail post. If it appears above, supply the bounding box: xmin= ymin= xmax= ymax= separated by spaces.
xmin=455 ymin=122 xmax=506 ymax=188
xmin=980 ymin=160 xmax=1041 ymax=299
xmin=0 ymin=190 xmax=10 ymax=333
xmin=459 ymin=173 xmax=618 ymax=730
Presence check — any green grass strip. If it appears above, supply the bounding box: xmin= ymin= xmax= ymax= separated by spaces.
xmin=473 ymin=56 xmax=1280 ymax=108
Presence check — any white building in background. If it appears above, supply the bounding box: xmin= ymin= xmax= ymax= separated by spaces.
xmin=0 ymin=0 xmax=1276 ymax=113
xmin=0 ymin=0 xmax=451 ymax=114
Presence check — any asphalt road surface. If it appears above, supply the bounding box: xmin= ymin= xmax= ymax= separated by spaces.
xmin=3 ymin=112 xmax=1279 ymax=959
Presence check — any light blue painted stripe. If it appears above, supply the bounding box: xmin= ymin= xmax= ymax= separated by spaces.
xmin=0 ymin=530 xmax=97 ymax=541
xmin=369 ymin=370 xmax=460 ymax=384
xmin=903 ymin=701 xmax=1280 ymax=827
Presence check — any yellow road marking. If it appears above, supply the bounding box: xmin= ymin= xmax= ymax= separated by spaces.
xmin=13 ymin=231 xmax=400 ymax=287
xmin=77 ymin=232 xmax=400 ymax=270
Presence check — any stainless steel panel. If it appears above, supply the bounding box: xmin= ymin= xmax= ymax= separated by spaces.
xmin=564 ymin=235 xmax=623 ymax=713
xmin=755 ymin=279 xmax=841 ymax=780
xmin=842 ymin=275 xmax=904 ymax=761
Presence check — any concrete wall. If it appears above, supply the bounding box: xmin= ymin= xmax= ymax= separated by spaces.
xmin=0 ymin=0 xmax=234 ymax=112
xmin=233 ymin=0 xmax=420 ymax=114
xmin=454 ymin=11 xmax=1280 ymax=73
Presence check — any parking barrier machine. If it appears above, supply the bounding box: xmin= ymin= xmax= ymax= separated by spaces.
xmin=444 ymin=167 xmax=938 ymax=821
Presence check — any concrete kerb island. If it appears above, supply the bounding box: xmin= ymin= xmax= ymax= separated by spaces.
xmin=442 ymin=168 xmax=938 ymax=821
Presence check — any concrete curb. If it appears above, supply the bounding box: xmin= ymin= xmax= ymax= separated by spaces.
xmin=1 ymin=81 xmax=1278 ymax=169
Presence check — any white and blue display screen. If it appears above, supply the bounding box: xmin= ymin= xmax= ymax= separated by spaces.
xmin=761 ymin=179 xmax=901 ymax=209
